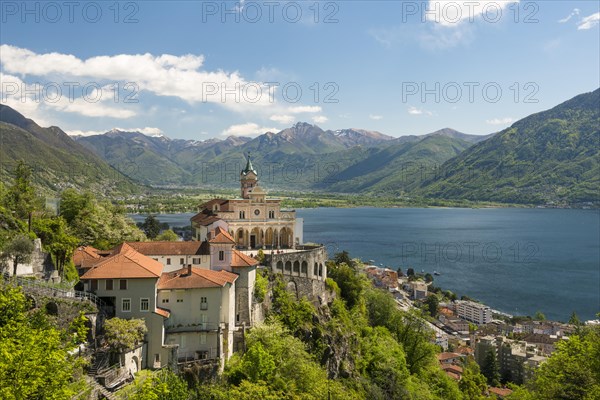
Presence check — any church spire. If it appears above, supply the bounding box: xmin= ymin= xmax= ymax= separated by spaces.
xmin=240 ymin=153 xmax=258 ymax=199
xmin=241 ymin=152 xmax=257 ymax=176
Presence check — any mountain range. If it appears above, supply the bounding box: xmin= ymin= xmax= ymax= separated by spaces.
xmin=0 ymin=105 xmax=139 ymax=196
xmin=1 ymin=88 xmax=598 ymax=206
xmin=73 ymin=122 xmax=490 ymax=191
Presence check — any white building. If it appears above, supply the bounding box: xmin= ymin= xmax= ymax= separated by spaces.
xmin=456 ymin=300 xmax=492 ymax=325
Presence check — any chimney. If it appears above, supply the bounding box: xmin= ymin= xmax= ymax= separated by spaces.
xmin=187 ymin=264 xmax=192 ymax=276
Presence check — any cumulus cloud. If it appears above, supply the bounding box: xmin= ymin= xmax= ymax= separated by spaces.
xmin=270 ymin=114 xmax=295 ymax=124
xmin=0 ymin=45 xmax=324 ymax=119
xmin=408 ymin=106 xmax=433 ymax=116
xmin=287 ymin=105 xmax=322 ymax=113
xmin=486 ymin=117 xmax=515 ymax=125
xmin=369 ymin=114 xmax=383 ymax=120
xmin=577 ymin=12 xmax=600 ymax=30
xmin=558 ymin=8 xmax=580 ymax=23
xmin=312 ymin=115 xmax=328 ymax=124
xmin=221 ymin=122 xmax=277 ymax=137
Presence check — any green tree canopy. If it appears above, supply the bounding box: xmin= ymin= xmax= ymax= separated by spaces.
xmin=140 ymin=215 xmax=161 ymax=239
xmin=104 ymin=318 xmax=147 ymax=353
xmin=156 ymin=229 xmax=179 ymax=241
xmin=481 ymin=348 xmax=501 ymax=387
xmin=1 ymin=234 xmax=34 ymax=276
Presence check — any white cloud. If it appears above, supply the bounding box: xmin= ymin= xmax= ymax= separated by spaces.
xmin=425 ymin=1 xmax=519 ymax=27
xmin=558 ymin=8 xmax=580 ymax=23
xmin=369 ymin=114 xmax=383 ymax=120
xmin=221 ymin=122 xmax=276 ymax=137
xmin=486 ymin=117 xmax=514 ymax=125
xmin=408 ymin=106 xmax=433 ymax=116
xmin=288 ymin=105 xmax=322 ymax=113
xmin=270 ymin=114 xmax=295 ymax=124
xmin=312 ymin=115 xmax=328 ymax=124
xmin=578 ymin=12 xmax=600 ymax=30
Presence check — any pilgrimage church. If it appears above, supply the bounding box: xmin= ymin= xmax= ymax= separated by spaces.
xmin=191 ymin=155 xmax=303 ymax=249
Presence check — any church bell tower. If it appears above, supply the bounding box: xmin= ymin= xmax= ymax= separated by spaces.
xmin=240 ymin=153 xmax=258 ymax=199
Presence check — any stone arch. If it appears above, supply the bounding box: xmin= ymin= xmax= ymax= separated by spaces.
xmin=265 ymin=228 xmax=274 ymax=248
xmin=284 ymin=261 xmax=292 ymax=273
xmin=314 ymin=262 xmax=318 ymax=276
xmin=301 ymin=261 xmax=308 ymax=274
xmin=130 ymin=356 xmax=140 ymax=375
xmin=293 ymin=261 xmax=300 ymax=273
xmin=280 ymin=227 xmax=291 ymax=248
xmin=236 ymin=228 xmax=245 ymax=247
xmin=318 ymin=263 xmax=323 ymax=277
xmin=45 ymin=301 xmax=58 ymax=315
xmin=276 ymin=260 xmax=283 ymax=270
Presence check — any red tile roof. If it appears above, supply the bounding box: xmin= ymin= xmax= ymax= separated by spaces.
xmin=154 ymin=307 xmax=171 ymax=318
xmin=489 ymin=387 xmax=513 ymax=398
xmin=81 ymin=243 xmax=163 ymax=280
xmin=126 ymin=241 xmax=209 ymax=256
xmin=231 ymin=250 xmax=259 ymax=268
xmin=437 ymin=352 xmax=462 ymax=361
xmin=158 ymin=267 xmax=238 ymax=290
xmin=198 ymin=199 xmax=230 ymax=212
xmin=190 ymin=212 xmax=222 ymax=226
xmin=73 ymin=246 xmax=101 ymax=268
xmin=209 ymin=226 xmax=236 ymax=244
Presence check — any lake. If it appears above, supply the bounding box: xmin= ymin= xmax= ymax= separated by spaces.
xmin=130 ymin=208 xmax=600 ymax=322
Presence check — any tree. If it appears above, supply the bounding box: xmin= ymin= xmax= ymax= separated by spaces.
xmin=117 ymin=370 xmax=189 ymax=400
xmin=333 ymin=250 xmax=353 ymax=267
xmin=140 ymin=215 xmax=161 ymax=239
xmin=459 ymin=360 xmax=488 ymax=400
xmin=156 ymin=229 xmax=178 ymax=241
xmin=327 ymin=262 xmax=367 ymax=308
xmin=569 ymin=311 xmax=581 ymax=326
xmin=424 ymin=294 xmax=439 ymax=318
xmin=0 ymin=284 xmax=86 ymax=399
xmin=534 ymin=311 xmax=546 ymax=321
xmin=3 ymin=161 xmax=37 ymax=223
xmin=481 ymin=348 xmax=501 ymax=387
xmin=104 ymin=318 xmax=147 ymax=353
xmin=396 ymin=266 xmax=403 ymax=276
xmin=2 ymin=235 xmax=34 ymax=276
xmin=32 ymin=217 xmax=79 ymax=277
xmin=424 ymin=273 xmax=434 ymax=283
xmin=407 ymin=267 xmax=415 ymax=277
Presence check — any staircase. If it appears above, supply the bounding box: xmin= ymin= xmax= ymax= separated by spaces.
xmin=87 ymin=376 xmax=117 ymax=400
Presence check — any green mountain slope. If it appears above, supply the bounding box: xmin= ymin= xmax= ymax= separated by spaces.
xmin=0 ymin=105 xmax=140 ymax=196
xmin=417 ymin=89 xmax=600 ymax=205
xmin=318 ymin=134 xmax=474 ymax=194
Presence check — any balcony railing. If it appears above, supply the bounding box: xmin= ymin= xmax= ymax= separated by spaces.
xmin=165 ymin=323 xmax=220 ymax=333
xmin=177 ymin=348 xmax=219 ymax=364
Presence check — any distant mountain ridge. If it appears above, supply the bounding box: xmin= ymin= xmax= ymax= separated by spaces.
xmin=0 ymin=104 xmax=140 ymax=195
xmin=74 ymin=122 xmax=486 ymax=189
xmin=417 ymin=88 xmax=600 ymax=205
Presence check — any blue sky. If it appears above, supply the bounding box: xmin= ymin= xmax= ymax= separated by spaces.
xmin=1 ymin=1 xmax=599 ymax=140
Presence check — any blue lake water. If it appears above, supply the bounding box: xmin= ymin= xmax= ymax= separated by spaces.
xmin=130 ymin=208 xmax=600 ymax=322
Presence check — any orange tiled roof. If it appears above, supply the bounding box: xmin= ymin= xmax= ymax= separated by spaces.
xmin=198 ymin=199 xmax=230 ymax=212
xmin=445 ymin=371 xmax=461 ymax=380
xmin=190 ymin=212 xmax=222 ymax=226
xmin=437 ymin=352 xmax=461 ymax=361
xmin=81 ymin=243 xmax=163 ymax=280
xmin=441 ymin=364 xmax=463 ymax=374
xmin=126 ymin=241 xmax=209 ymax=256
xmin=209 ymin=226 xmax=236 ymax=244
xmin=489 ymin=387 xmax=513 ymax=397
xmin=231 ymin=250 xmax=259 ymax=268
xmin=158 ymin=267 xmax=238 ymax=290
xmin=73 ymin=246 xmax=101 ymax=268
xmin=154 ymin=307 xmax=171 ymax=318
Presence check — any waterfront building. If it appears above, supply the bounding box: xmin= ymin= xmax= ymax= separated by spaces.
xmin=456 ymin=300 xmax=492 ymax=325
